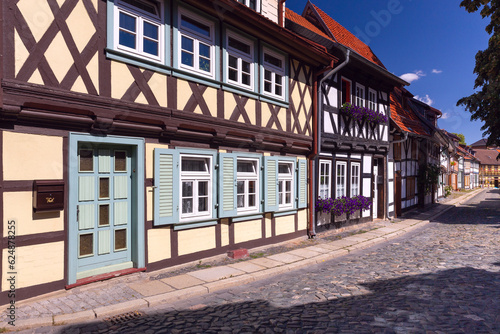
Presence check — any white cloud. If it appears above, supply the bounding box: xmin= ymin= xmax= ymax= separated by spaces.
xmin=432 ymin=69 xmax=443 ymax=74
xmin=441 ymin=112 xmax=451 ymax=119
xmin=400 ymin=70 xmax=426 ymax=83
xmin=414 ymin=94 xmax=434 ymax=106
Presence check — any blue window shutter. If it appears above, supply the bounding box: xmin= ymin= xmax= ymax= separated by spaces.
xmin=154 ymin=149 xmax=179 ymax=226
xmin=218 ymin=153 xmax=237 ymax=218
xmin=297 ymin=159 xmax=307 ymax=209
xmin=264 ymin=156 xmax=279 ymax=212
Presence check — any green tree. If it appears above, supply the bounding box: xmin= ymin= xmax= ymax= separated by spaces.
xmin=451 ymin=132 xmax=466 ymax=145
xmin=457 ymin=0 xmax=500 ymax=156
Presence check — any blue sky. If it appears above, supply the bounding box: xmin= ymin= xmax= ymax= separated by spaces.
xmin=286 ymin=0 xmax=491 ymax=145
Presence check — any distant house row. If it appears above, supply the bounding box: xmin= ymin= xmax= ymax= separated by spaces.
xmin=0 ymin=0 xmax=498 ymax=303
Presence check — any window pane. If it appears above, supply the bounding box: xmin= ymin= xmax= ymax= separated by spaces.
xmin=198 ymin=197 xmax=208 ymax=212
xmin=182 ymin=52 xmax=194 ymax=67
xmin=143 ymin=21 xmax=158 ymax=39
xmin=229 ymin=69 xmax=237 ymax=81
xmin=264 ymin=81 xmax=271 ymax=93
xmin=249 ymin=0 xmax=257 ymax=10
xmin=242 ymin=74 xmax=250 ymax=86
xmin=198 ymin=181 xmax=208 ymax=196
xmin=115 ymin=151 xmax=127 ymax=172
xmin=182 ymin=181 xmax=193 ymax=197
xmin=182 ymin=158 xmax=207 ymax=172
xmin=182 ymin=199 xmax=193 ymax=213
xmin=99 ymin=178 xmax=109 ymax=199
xmin=285 ymin=180 xmax=291 ymax=192
xmin=199 ymin=43 xmax=210 ymax=58
xmin=199 ymin=57 xmax=211 ymax=72
xmin=143 ymin=39 xmax=158 ymax=56
xmin=278 ymin=163 xmax=290 ymax=174
xmin=275 ymin=84 xmax=282 ymax=96
xmin=119 ymin=30 xmax=136 ymax=49
xmin=79 ymin=149 xmax=93 ymax=172
xmin=264 ymin=70 xmax=272 ymax=81
xmin=119 ymin=12 xmax=136 ymax=32
xmin=237 ymin=161 xmax=255 ymax=173
xmin=228 ymin=37 xmax=250 ymax=54
xmin=122 ymin=0 xmax=158 ymax=16
xmin=264 ymin=53 xmax=282 ymax=68
xmin=181 ymin=15 xmax=210 ymax=37
xmin=248 ymin=194 xmax=255 ymax=207
xmin=99 ymin=205 xmax=109 ymax=226
xmin=237 ymin=194 xmax=245 ymax=208
xmin=229 ymin=55 xmax=238 ymax=69
xmin=115 ymin=229 xmax=127 ymax=250
xmin=242 ymin=61 xmax=250 ymax=73
xmin=181 ymin=36 xmax=194 ymax=52
xmin=79 ymin=233 xmax=93 ymax=257
xmin=237 ymin=181 xmax=245 ymax=194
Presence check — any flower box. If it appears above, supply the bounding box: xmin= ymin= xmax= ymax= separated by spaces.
xmin=340 ymin=103 xmax=388 ymax=125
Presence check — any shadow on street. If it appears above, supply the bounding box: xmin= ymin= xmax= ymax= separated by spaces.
xmin=59 ymin=266 xmax=500 ymax=333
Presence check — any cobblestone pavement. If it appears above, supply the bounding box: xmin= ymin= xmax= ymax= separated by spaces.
xmin=20 ymin=189 xmax=500 ymax=333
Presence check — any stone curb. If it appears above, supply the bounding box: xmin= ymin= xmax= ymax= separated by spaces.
xmin=6 ymin=190 xmax=486 ymax=331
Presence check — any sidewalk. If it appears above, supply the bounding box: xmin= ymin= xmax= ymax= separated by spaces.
xmin=1 ymin=188 xmax=485 ymax=331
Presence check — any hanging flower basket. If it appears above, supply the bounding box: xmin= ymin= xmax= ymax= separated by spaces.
xmin=340 ymin=103 xmax=388 ymax=125
xmin=316 ymin=195 xmax=372 ymax=217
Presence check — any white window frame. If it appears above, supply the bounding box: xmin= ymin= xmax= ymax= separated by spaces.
xmin=356 ymin=84 xmax=365 ymax=107
xmin=368 ymin=88 xmax=377 ymax=111
xmin=179 ymin=154 xmax=213 ymax=222
xmin=318 ymin=160 xmax=331 ymax=199
xmin=351 ymin=162 xmax=360 ymax=197
xmin=236 ymin=158 xmax=260 ymax=214
xmin=226 ymin=31 xmax=255 ymax=90
xmin=336 ymin=161 xmax=347 ymax=198
xmin=177 ymin=9 xmax=215 ymax=78
xmin=238 ymin=0 xmax=260 ymax=12
xmin=113 ymin=0 xmax=164 ymax=62
xmin=262 ymin=47 xmax=286 ymax=100
xmin=278 ymin=162 xmax=293 ymax=209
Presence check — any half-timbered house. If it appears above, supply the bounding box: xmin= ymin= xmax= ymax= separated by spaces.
xmin=285 ymin=3 xmax=407 ymax=231
xmin=0 ymin=0 xmax=336 ymax=301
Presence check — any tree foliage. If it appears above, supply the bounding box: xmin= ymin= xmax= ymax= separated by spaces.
xmin=451 ymin=132 xmax=466 ymax=145
xmin=457 ymin=0 xmax=500 ymax=152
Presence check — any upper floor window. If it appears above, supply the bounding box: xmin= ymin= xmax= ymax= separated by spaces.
xmin=356 ymin=84 xmax=365 ymax=107
xmin=341 ymin=78 xmax=351 ymax=105
xmin=226 ymin=32 xmax=255 ymax=90
xmin=178 ymin=10 xmax=215 ymax=78
xmin=114 ymin=0 xmax=164 ymax=62
xmin=368 ymin=89 xmax=377 ymax=111
xmin=238 ymin=0 xmax=260 ymax=11
xmin=262 ymin=48 xmax=286 ymax=100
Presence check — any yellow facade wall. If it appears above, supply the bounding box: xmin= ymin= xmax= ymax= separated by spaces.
xmin=2 ymin=132 xmax=63 ymax=181
xmin=177 ymin=226 xmax=216 ymax=256
xmin=147 ymin=228 xmax=171 ymax=263
xmin=3 ymin=192 xmax=64 ymax=237
xmin=275 ymin=214 xmax=295 ymax=236
xmin=234 ymin=219 xmax=262 ymax=244
xmin=297 ymin=209 xmax=307 ymax=231
xmin=265 ymin=213 xmax=272 ymax=238
xmin=2 ymin=242 xmax=64 ymax=291
xmin=146 ymin=143 xmax=171 ymax=179
xmin=220 ymin=219 xmax=230 ymax=247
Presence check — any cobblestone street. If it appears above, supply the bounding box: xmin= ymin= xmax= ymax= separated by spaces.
xmin=28 ymin=189 xmax=500 ymax=333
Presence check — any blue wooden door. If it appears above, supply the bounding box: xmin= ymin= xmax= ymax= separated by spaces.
xmin=76 ymin=145 xmax=132 ymax=278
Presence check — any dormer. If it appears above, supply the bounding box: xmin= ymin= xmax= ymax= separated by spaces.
xmin=237 ymin=0 xmax=285 ymax=26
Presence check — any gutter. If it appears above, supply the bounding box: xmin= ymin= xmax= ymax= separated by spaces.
xmin=308 ymin=49 xmax=350 ymax=238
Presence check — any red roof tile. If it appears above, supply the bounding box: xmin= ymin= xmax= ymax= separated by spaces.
xmin=390 ymin=88 xmax=429 ymax=136
xmin=310 ymin=3 xmax=386 ymax=69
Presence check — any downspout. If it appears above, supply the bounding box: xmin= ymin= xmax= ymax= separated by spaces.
xmin=308 ymin=49 xmax=350 ymax=238
xmin=391 ymin=131 xmax=408 ymax=144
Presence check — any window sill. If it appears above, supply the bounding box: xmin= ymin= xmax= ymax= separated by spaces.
xmin=273 ymin=209 xmax=297 ymax=218
xmin=173 ymin=219 xmax=218 ymax=231
xmin=106 ymin=48 xmax=172 ymax=75
xmin=260 ymin=94 xmax=289 ymax=108
xmin=222 ymin=83 xmax=260 ymax=100
xmin=172 ymin=68 xmax=220 ymax=89
xmin=232 ymin=213 xmax=263 ymax=223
